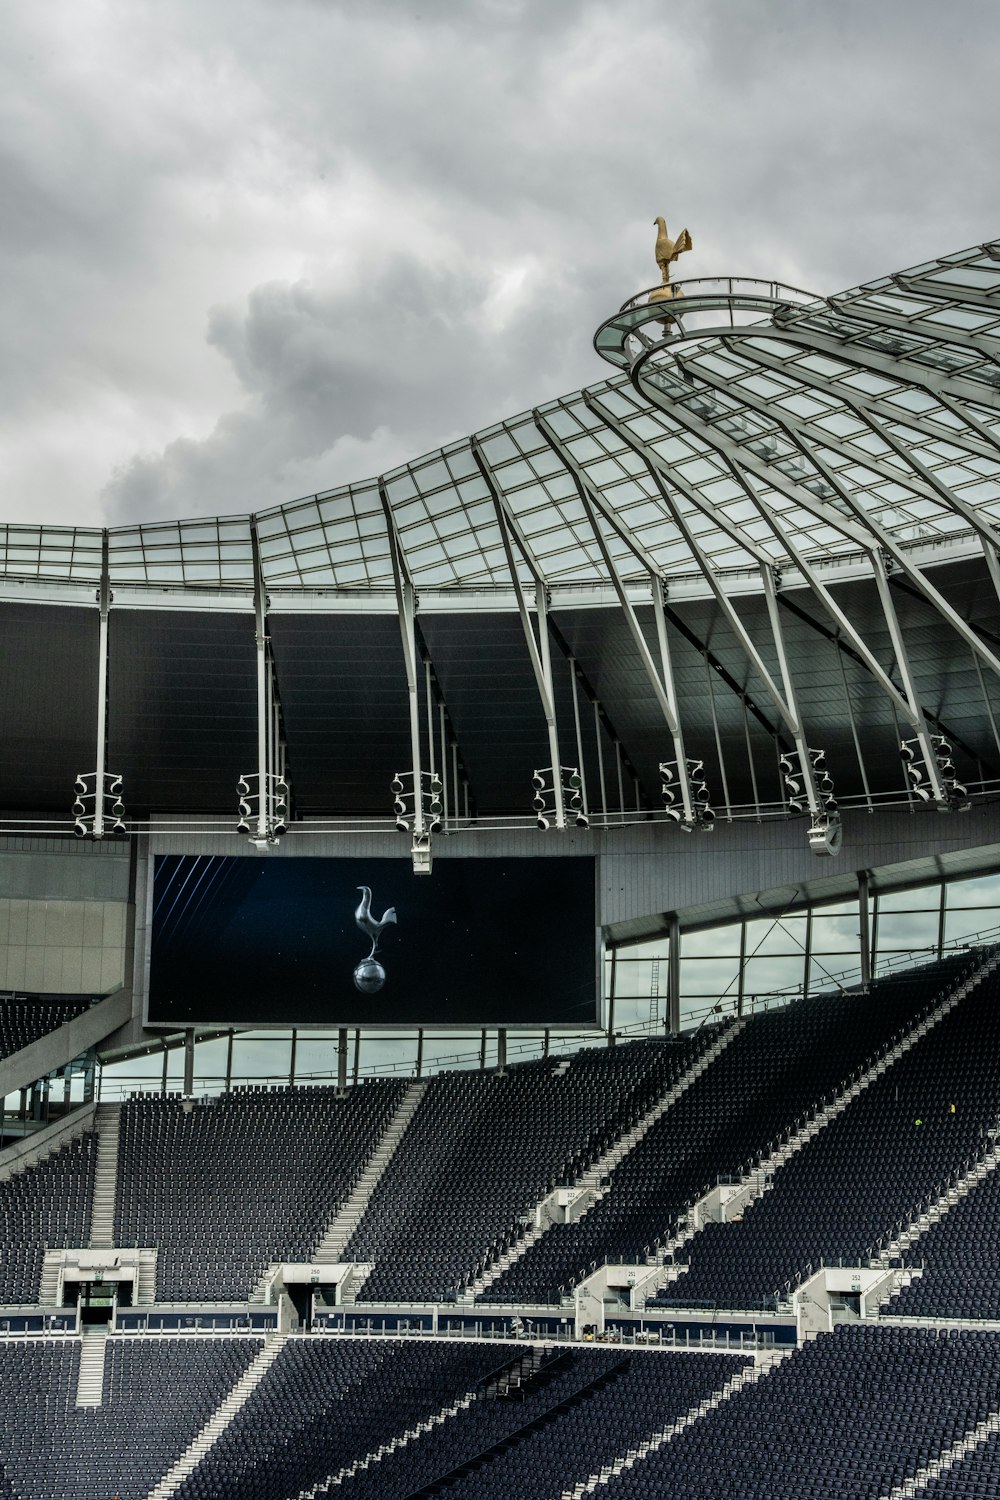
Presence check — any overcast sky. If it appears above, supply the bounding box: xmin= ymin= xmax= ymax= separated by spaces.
xmin=2 ymin=0 xmax=998 ymax=531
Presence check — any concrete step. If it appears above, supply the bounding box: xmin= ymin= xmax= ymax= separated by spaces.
xmin=308 ymin=1080 xmax=428 ymax=1272
xmin=88 ymin=1104 xmax=120 ymax=1251
xmin=558 ymin=1351 xmax=792 ymax=1497
xmin=252 ymin=1082 xmax=428 ymax=1301
xmin=146 ymin=1335 xmax=287 ymax=1498
xmin=75 ymin=1330 xmax=108 ymax=1408
xmin=471 ymin=1022 xmax=747 ymax=1299
xmin=293 ymin=1387 xmax=479 ymax=1498
xmin=0 ymin=1104 xmax=98 ymax=1185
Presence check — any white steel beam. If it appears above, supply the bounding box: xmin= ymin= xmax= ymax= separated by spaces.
xmin=471 ymin=438 xmax=566 ymax=827
xmin=535 ymin=409 xmax=697 ymax=823
xmin=629 ymin=371 xmax=1000 ymax=687
xmin=379 ymin=479 xmax=425 ymax=840
xmin=93 ymin=532 xmax=110 ymax=838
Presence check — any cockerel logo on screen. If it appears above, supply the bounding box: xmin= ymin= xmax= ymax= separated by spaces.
xmin=352 ymin=886 xmax=397 ymax=994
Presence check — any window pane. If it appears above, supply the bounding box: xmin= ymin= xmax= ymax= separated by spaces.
xmin=358 ymin=1035 xmax=417 ymax=1077
xmin=744 ymin=918 xmax=807 ymax=958
xmin=680 ymin=956 xmax=739 ymax=998
xmin=742 ymin=954 xmax=804 ymax=1002
xmin=229 ymin=1033 xmax=291 ymax=1082
xmin=945 ymin=906 xmax=1000 ymax=946
xmin=192 ymin=1034 xmax=229 ymax=1093
xmin=683 ymin=924 xmax=741 ymax=959
xmin=811 ymin=912 xmax=862 ymax=955
xmin=945 ymin=872 xmax=1000 ymax=909
xmin=876 ymin=910 xmax=937 ymax=952
xmin=878 ymin=886 xmax=940 ymax=912
xmin=293 ymin=1033 xmax=342 ymax=1082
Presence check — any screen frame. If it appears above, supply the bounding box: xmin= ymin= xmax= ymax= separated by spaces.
xmin=140 ymin=850 xmax=605 ymax=1032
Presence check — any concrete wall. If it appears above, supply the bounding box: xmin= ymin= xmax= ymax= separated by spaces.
xmin=0 ymin=843 xmax=131 ymax=996
xmin=0 ymin=841 xmax=130 ymax=902
xmin=0 ymin=898 xmax=127 ymax=994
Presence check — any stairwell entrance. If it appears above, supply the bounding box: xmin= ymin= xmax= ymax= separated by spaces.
xmin=70 ymin=1279 xmax=118 ymax=1327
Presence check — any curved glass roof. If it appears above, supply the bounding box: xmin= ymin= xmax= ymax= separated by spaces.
xmin=1 ymin=239 xmax=998 ymax=598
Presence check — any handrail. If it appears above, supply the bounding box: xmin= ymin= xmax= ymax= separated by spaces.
xmin=617 ymin=277 xmax=819 ymax=315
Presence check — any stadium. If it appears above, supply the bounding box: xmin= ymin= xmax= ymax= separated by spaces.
xmin=2 ymin=223 xmax=1000 ymax=1500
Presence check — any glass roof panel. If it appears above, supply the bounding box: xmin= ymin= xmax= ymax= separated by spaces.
xmin=5 ymin=241 xmax=999 ymax=597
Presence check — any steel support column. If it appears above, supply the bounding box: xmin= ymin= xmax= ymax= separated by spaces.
xmin=760 ymin=564 xmax=840 ymax=853
xmin=183 ymin=1030 xmax=195 ymax=1097
xmin=858 ymin=870 xmax=872 ymax=989
xmin=94 ymin=532 xmax=110 ymax=837
xmin=251 ymin=524 xmax=269 ymax=842
xmin=666 ymin=914 xmax=681 ymax=1035
xmin=337 ymin=1027 xmax=348 ymax=1095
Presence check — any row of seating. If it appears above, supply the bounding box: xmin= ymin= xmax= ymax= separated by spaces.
xmin=348 ymin=1039 xmax=710 ymax=1303
xmin=0 ymin=1136 xmax=95 ymax=1304
xmin=658 ymin=956 xmax=1000 ymax=1307
xmin=114 ymin=1081 xmax=409 ymax=1299
xmin=3 ymin=1328 xmax=1000 ymax=1499
xmin=591 ymin=1325 xmax=1000 ymax=1499
xmin=0 ymin=1335 xmax=258 ymax=1500
xmin=173 ymin=1338 xmax=535 ymax=1500
xmin=886 ymin=1164 xmax=1000 ymax=1321
xmin=0 ymin=995 xmax=91 ymax=1063
xmin=486 ymin=957 xmax=971 ymax=1304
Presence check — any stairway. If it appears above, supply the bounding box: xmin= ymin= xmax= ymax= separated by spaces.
xmin=249 ymin=1081 xmax=428 ymax=1303
xmin=0 ymin=1103 xmax=97 ymax=1185
xmin=470 ymin=1021 xmax=747 ymax=1299
xmin=145 ymin=1335 xmax=287 ymax=1499
xmin=314 ymin=1080 xmax=428 ymax=1265
xmin=75 ymin=1327 xmax=108 ymax=1408
xmin=39 ymin=1251 xmax=63 ymax=1307
xmin=876 ymin=1399 xmax=1000 ymax=1500
xmin=89 ymin=1103 xmax=120 ymax=1250
xmin=294 ymin=1383 xmax=482 ymax=1498
xmin=870 ymin=1126 xmax=1000 ymax=1316
xmin=135 ymin=1248 xmax=158 ymax=1304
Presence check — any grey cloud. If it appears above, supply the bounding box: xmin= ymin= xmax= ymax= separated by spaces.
xmin=104 ymin=249 xmax=615 ymax=520
xmin=1 ymin=0 xmax=998 ymax=529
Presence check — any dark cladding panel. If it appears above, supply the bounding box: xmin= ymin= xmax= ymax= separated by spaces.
xmin=268 ymin=613 xmax=410 ymax=815
xmin=148 ymin=854 xmax=599 ymax=1028
xmin=0 ymin=602 xmax=99 ymax=813
xmin=108 ymin=610 xmax=257 ymax=814
xmin=419 ymin=613 xmax=551 ymax=815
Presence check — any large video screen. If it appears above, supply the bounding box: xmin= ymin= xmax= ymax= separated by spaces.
xmin=148 ymin=855 xmax=599 ymax=1028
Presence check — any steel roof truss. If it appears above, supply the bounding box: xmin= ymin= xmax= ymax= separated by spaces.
xmin=676 ymin=347 xmax=1000 ymax=549
xmin=645 ymin=372 xmax=1000 ymax=691
xmin=893 ymin=274 xmax=1000 ymax=314
xmin=674 ymin=351 xmax=1000 ymax=626
xmin=822 ymin=294 xmax=1000 ymax=361
xmin=631 ymin=366 xmax=972 ymax=802
xmin=761 ymin=316 xmax=1000 ymax=411
xmin=471 ymin=438 xmax=566 ymax=827
xmin=716 ymin=452 xmax=916 ymax=722
xmin=871 ymin=551 xmax=947 ymax=803
xmin=588 ymin=389 xmax=848 ymax=739
xmin=713 ymin=337 xmax=1000 ymax=467
xmin=539 ymin=423 xmax=696 ymax=823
